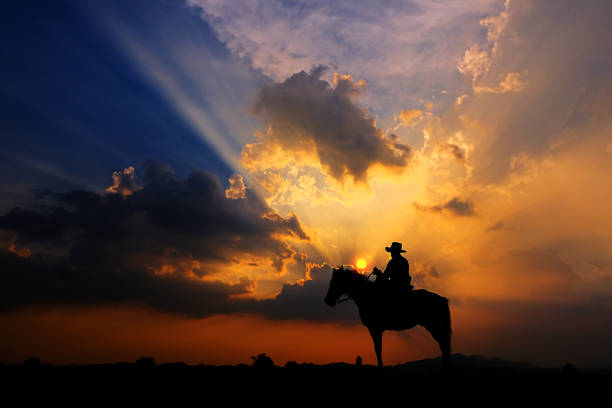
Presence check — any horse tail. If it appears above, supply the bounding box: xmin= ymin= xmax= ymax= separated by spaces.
xmin=419 ymin=291 xmax=452 ymax=371
xmin=441 ymin=296 xmax=452 ymax=335
xmin=438 ymin=296 xmax=452 ymax=371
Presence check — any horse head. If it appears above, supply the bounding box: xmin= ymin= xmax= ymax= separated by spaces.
xmin=324 ymin=265 xmax=353 ymax=307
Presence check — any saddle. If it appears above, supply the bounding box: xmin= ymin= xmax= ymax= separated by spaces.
xmin=374 ymin=278 xmax=414 ymax=305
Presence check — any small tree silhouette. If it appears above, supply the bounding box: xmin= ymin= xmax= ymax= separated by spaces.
xmin=23 ymin=357 xmax=42 ymax=367
xmin=135 ymin=356 xmax=156 ymax=368
xmin=285 ymin=360 xmax=298 ymax=370
xmin=562 ymin=363 xmax=579 ymax=376
xmin=251 ymin=353 xmax=274 ymax=369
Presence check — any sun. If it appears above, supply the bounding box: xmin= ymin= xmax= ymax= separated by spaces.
xmin=355 ymin=258 xmax=367 ymax=270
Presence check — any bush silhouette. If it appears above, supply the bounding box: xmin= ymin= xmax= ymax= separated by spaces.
xmin=23 ymin=357 xmax=42 ymax=367
xmin=251 ymin=353 xmax=274 ymax=369
xmin=136 ymin=356 xmax=156 ymax=368
xmin=562 ymin=363 xmax=580 ymax=376
xmin=285 ymin=360 xmax=298 ymax=370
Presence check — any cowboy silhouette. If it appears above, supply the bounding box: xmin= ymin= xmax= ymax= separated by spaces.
xmin=373 ymin=242 xmax=413 ymax=292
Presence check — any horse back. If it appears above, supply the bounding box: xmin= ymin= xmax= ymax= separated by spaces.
xmin=410 ymin=288 xmax=448 ymax=304
xmin=363 ymin=288 xmax=450 ymax=331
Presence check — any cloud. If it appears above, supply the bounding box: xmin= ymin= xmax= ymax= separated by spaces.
xmin=410 ymin=261 xmax=440 ymax=288
xmin=186 ymin=0 xmax=504 ymax=115
xmin=0 ymin=233 xmax=31 ymax=259
xmin=394 ymin=109 xmax=424 ymax=129
xmin=243 ymin=67 xmax=413 ymax=184
xmin=457 ymin=44 xmax=492 ymax=83
xmin=435 ymin=142 xmax=468 ymax=164
xmin=464 ymin=248 xmax=578 ymax=302
xmin=105 ymin=166 xmax=139 ymax=196
xmin=225 ymin=174 xmax=247 ymax=199
xmin=474 ymin=72 xmax=528 ymax=94
xmin=453 ymin=295 xmax=612 ymax=366
xmin=434 ymin=0 xmax=612 ymax=188
xmin=479 ymin=0 xmax=510 ymax=44
xmin=254 ymin=264 xmax=359 ymax=323
xmin=454 ymin=1 xmax=527 ymax=102
xmin=485 ymin=220 xmax=504 ymax=232
xmin=456 ymin=0 xmax=510 ymax=85
xmin=0 ymin=162 xmax=319 ymax=317
xmin=413 ymin=197 xmax=475 ymax=217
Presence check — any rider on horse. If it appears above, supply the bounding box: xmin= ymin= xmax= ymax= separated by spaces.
xmin=373 ymin=242 xmax=414 ymax=292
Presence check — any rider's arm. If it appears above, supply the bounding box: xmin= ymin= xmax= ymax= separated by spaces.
xmin=381 ymin=259 xmax=393 ymax=280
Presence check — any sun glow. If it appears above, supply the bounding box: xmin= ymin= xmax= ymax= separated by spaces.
xmin=355 ymin=258 xmax=367 ymax=270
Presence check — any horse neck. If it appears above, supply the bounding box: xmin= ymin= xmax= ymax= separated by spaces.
xmin=347 ymin=274 xmax=371 ymax=307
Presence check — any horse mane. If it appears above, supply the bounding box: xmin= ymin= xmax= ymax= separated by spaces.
xmin=337 ymin=265 xmax=373 ymax=285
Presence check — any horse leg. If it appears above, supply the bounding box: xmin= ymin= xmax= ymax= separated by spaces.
xmin=426 ymin=326 xmax=451 ymax=372
xmin=439 ymin=330 xmax=451 ymax=372
xmin=368 ymin=327 xmax=383 ymax=369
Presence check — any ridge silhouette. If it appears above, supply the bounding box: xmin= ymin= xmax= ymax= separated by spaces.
xmin=325 ymin=263 xmax=451 ymax=370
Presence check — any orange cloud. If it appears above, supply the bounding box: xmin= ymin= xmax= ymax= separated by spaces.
xmin=474 ymin=72 xmax=528 ymax=94
xmin=225 ymin=174 xmax=247 ymax=199
xmin=457 ymin=44 xmax=491 ymax=83
xmin=105 ymin=166 xmax=139 ymax=196
xmin=395 ymin=109 xmax=423 ymax=127
xmin=0 ymin=234 xmax=31 ymax=258
xmin=412 ymin=197 xmax=475 ymax=217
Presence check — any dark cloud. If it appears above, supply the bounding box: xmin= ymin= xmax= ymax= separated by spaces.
xmin=0 ymin=248 xmax=252 ymax=317
xmin=494 ymin=248 xmax=575 ymax=282
xmin=0 ymin=162 xmax=320 ymax=318
xmin=413 ymin=197 xmax=475 ymax=216
xmin=469 ymin=247 xmax=578 ymax=302
xmin=455 ymin=296 xmax=612 ymax=367
xmin=436 ymin=142 xmax=467 ymax=163
xmin=411 ymin=262 xmax=440 ymax=288
xmin=254 ymin=264 xmax=360 ymax=324
xmin=244 ymin=66 xmax=413 ymax=182
xmin=486 ymin=220 xmax=505 ymax=232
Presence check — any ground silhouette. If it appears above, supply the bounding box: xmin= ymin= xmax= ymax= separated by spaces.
xmin=2 ymin=354 xmax=610 ymax=402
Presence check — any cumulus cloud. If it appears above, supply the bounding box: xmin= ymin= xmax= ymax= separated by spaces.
xmin=435 ymin=142 xmax=468 ymax=164
xmin=410 ymin=261 xmax=440 ymax=288
xmin=457 ymin=44 xmax=492 ymax=83
xmin=394 ymin=109 xmax=424 ymax=129
xmin=438 ymin=0 xmax=612 ymax=187
xmin=480 ymin=0 xmax=510 ymax=44
xmin=186 ymin=0 xmax=503 ymax=115
xmin=456 ymin=2 xmax=527 ymax=98
xmin=225 ymin=173 xmax=247 ymax=199
xmin=0 ymin=162 xmax=320 ymax=317
xmin=456 ymin=0 xmax=509 ymax=83
xmin=254 ymin=264 xmax=359 ymax=323
xmin=243 ymin=67 xmax=413 ymax=184
xmin=413 ymin=197 xmax=475 ymax=217
xmin=474 ymin=71 xmax=528 ymax=94
xmin=105 ymin=166 xmax=140 ymax=196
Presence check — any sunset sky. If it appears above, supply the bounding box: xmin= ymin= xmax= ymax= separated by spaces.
xmin=1 ymin=0 xmax=611 ymax=368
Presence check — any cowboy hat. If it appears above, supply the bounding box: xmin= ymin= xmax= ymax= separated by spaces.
xmin=385 ymin=242 xmax=406 ymax=253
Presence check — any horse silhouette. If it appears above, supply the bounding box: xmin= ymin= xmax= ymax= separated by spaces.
xmin=324 ymin=265 xmax=451 ymax=370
